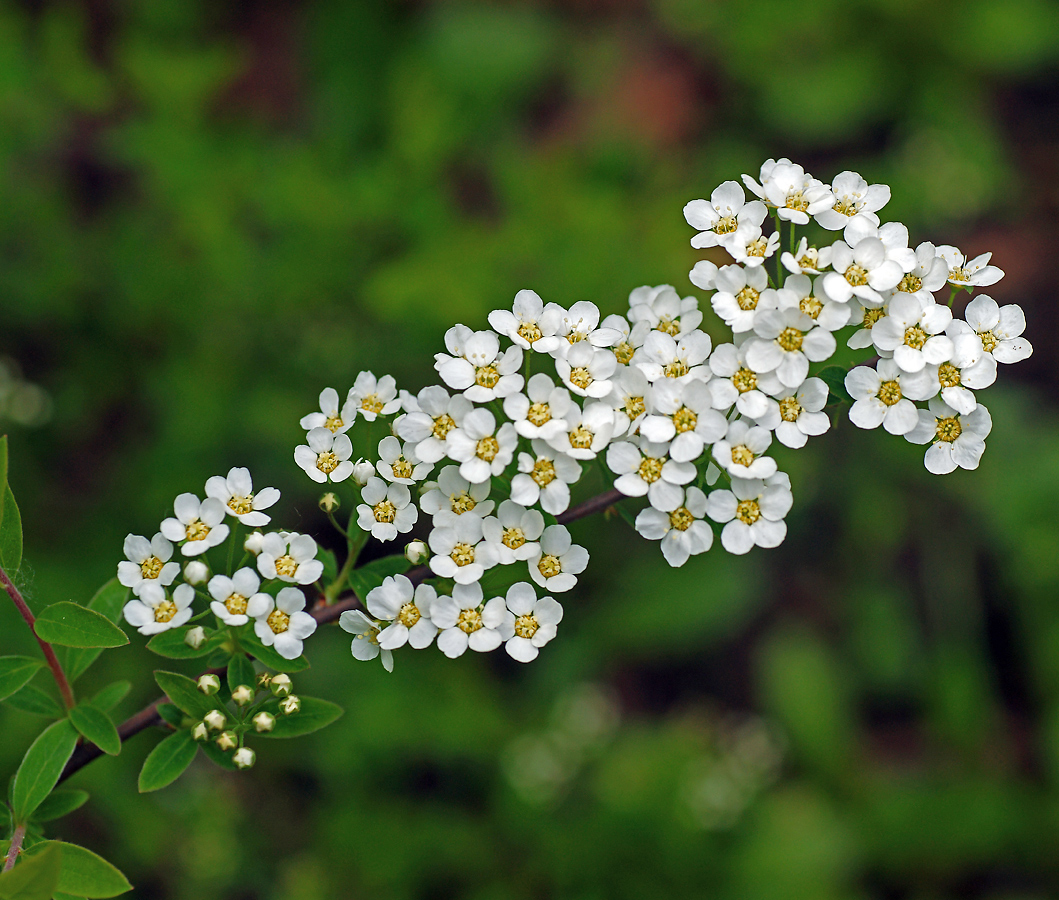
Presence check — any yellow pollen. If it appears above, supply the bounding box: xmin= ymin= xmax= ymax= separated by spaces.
xmin=361 ymin=394 xmax=384 ymax=414
xmin=624 ymin=396 xmax=646 ymax=420
xmin=862 ymin=308 xmax=886 ymax=328
xmin=450 ymin=543 xmax=476 ymax=567
xmin=569 ymin=367 xmax=593 ymax=390
xmin=432 ymin=414 xmax=456 ymax=439
xmin=844 ymin=264 xmax=869 ymax=287
xmin=949 ymin=266 xmax=969 ymax=283
xmin=732 ymin=368 xmax=757 ymax=393
xmin=736 ymin=286 xmax=760 ymax=310
xmin=613 ymin=341 xmax=636 ymax=364
xmin=475 ymin=365 xmax=500 ymax=389
xmin=532 ymin=458 xmax=556 ymax=486
xmin=797 ymin=249 xmax=819 ymax=270
xmin=324 ymin=414 xmax=344 ymax=432
xmin=779 ymin=396 xmax=802 ymax=422
xmin=391 ymin=458 xmax=413 ymax=480
xmin=569 ymin=426 xmax=594 ymax=449
xmin=777 ymin=327 xmax=803 ymax=352
xmin=878 ymin=380 xmax=902 ymax=406
xmin=672 ymin=406 xmax=697 ymax=433
xmin=372 ymin=501 xmax=396 ymax=523
xmin=518 ymin=321 xmax=543 ymax=343
xmin=228 ymin=495 xmax=254 ymax=515
xmin=731 ymin=445 xmax=755 ymax=467
xmin=736 ymin=499 xmax=761 ymax=524
xmin=186 ymin=521 xmax=210 ymax=542
xmin=502 ymin=527 xmax=526 ymax=550
xmin=938 ymin=363 xmax=961 ymax=388
xmin=154 ymin=600 xmax=178 ymax=623
xmin=526 ymin=402 xmax=552 ymax=426
xmin=664 ymin=360 xmax=689 ymax=378
xmin=715 ymin=215 xmax=738 ymax=234
xmin=267 ymin=609 xmax=290 ymax=634
xmin=316 ymin=451 xmax=340 ymax=474
xmin=567 ymin=330 xmax=587 ymax=344
xmin=833 ymin=197 xmax=860 ymax=217
xmin=538 ymin=555 xmax=562 ymax=578
xmin=799 ymin=295 xmax=823 ymax=318
xmin=457 ymin=608 xmax=483 ymax=634
xmin=746 ymin=237 xmax=769 ymax=257
xmin=140 ymin=556 xmax=164 ymax=579
xmin=476 ymin=436 xmax=500 ymax=461
xmin=979 ymin=330 xmax=998 ymax=353
xmin=225 ymin=593 xmax=248 ymax=616
xmin=275 ymin=554 xmax=298 ymax=577
xmin=514 ymin=614 xmax=539 ymax=639
xmin=669 ymin=507 xmax=695 ymax=531
xmin=904 ymin=325 xmax=928 ymax=350
xmin=898 ymin=274 xmax=923 ymax=294
xmin=655 ymin=316 xmax=681 ymax=336
xmin=397 ymin=602 xmax=421 ymax=628
xmin=638 ymin=457 xmax=664 ymax=483
xmin=450 ymin=491 xmax=477 ymax=514
xmin=785 ymin=190 xmax=809 ymax=212
xmin=936 ymin=416 xmax=962 ymax=443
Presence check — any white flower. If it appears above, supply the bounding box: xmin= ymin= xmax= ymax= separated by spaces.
xmin=777 ymin=274 xmax=850 ymax=332
xmin=705 ymin=342 xmax=781 ymax=418
xmin=722 ymin=221 xmax=780 ymax=267
xmin=502 ymin=583 xmax=563 ymax=663
xmin=504 ymin=373 xmax=575 ymax=441
xmin=845 ymin=297 xmax=891 ymax=350
xmin=920 ymin=352 xmax=993 ymax=416
xmin=634 ymin=485 xmax=713 ymax=566
xmin=823 ymin=236 xmax=905 ymax=305
xmin=600 ymin=312 xmax=651 ymax=367
xmin=339 ymin=610 xmax=393 ymax=672
xmin=712 ymin=419 xmax=777 ymax=480
xmin=546 ymin=301 xmax=623 ymax=358
xmin=892 ymin=241 xmax=949 ymax=303
xmin=346 ymin=370 xmax=402 ymax=421
xmin=770 ymin=378 xmax=831 ymax=449
xmin=742 ymin=157 xmax=794 ymax=200
xmin=635 ymin=330 xmax=712 ymax=384
xmin=936 ymin=245 xmax=1004 ymax=288
xmin=744 ymin=308 xmax=837 ymax=389
xmin=123 ymin=582 xmax=195 ymax=635
xmin=528 ymin=525 xmax=588 ymax=593
xmin=545 ymin=401 xmax=615 ymax=461
xmin=781 ymin=237 xmax=834 ymax=276
xmin=689 ymin=259 xmax=718 ymax=291
xmin=640 ymin=380 xmax=728 ymax=463
xmin=706 ymin=474 xmax=792 ymax=555
xmin=905 ymin=398 xmax=992 ymax=475
xmin=555 ymin=342 xmax=617 ymax=399
xmin=869 ymin=293 xmax=953 ymax=373
xmin=606 ymin=366 xmax=652 ymax=438
xmin=257 ymin=532 xmax=325 ymax=585
xmin=247 ymin=587 xmax=316 ymax=659
xmin=487 ymin=289 xmax=563 ymax=354
xmin=205 ymin=467 xmax=281 ymax=526
xmin=434 ymin=325 xmax=524 ymax=402
xmin=299 ymin=387 xmax=356 ymax=435
xmin=606 ymin=437 xmax=696 ymax=510
xmin=160 ymin=494 xmax=230 ymax=557
xmin=950 ymin=295 xmax=1033 ymax=365
xmin=684 ymin=180 xmax=767 ymax=249
xmin=815 ymin=171 xmax=890 ymax=231
xmin=481 ymin=500 xmax=546 ymax=565
xmin=376 ymin=436 xmax=432 ymax=485
xmin=183 ymin=560 xmax=209 ymax=586
xmin=208 ymin=567 xmax=266 ymax=626
xmin=428 ymin=514 xmax=499 ymax=585
xmin=118 ymin=533 xmax=180 ymax=597
xmin=510 ymin=441 xmax=582 ymax=515
xmin=432 ymin=583 xmax=513 ymax=658
xmin=356 ymin=477 xmax=418 ymax=542
xmin=351 ymin=459 xmax=375 ymax=486
xmin=711 ymin=265 xmax=776 ymax=334
xmin=419 ymin=465 xmax=495 ymax=527
xmin=445 ymin=409 xmax=518 ymax=483
xmin=763 ymin=163 xmax=834 ymax=225
xmin=627 ymin=285 xmax=703 ymax=337
xmin=845 ymin=359 xmax=934 ymax=435
xmin=294 ymin=427 xmax=355 ymax=484
xmin=393 ymin=386 xmax=474 ymax=464
xmin=366 ymin=575 xmax=439 ymax=650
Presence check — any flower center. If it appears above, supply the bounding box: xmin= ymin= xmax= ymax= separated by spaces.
xmin=938 ymin=363 xmax=961 ymax=388
xmin=475 ymin=365 xmax=500 ymax=389
xmin=476 ymin=436 xmax=500 ymax=461
xmin=398 ymin=602 xmax=420 ymax=628
xmin=457 ymin=608 xmax=483 ymax=634
xmin=903 ymin=325 xmax=928 ymax=350
xmin=154 ymin=600 xmax=178 ymax=623
xmin=140 ymin=556 xmax=164 ymax=579
xmin=432 ymin=414 xmax=456 ymax=439
xmin=736 ymin=499 xmax=761 ymax=524
xmin=664 ymin=360 xmax=689 ymax=378
xmin=736 ymin=286 xmax=759 ymax=310
xmin=672 ymin=406 xmax=697 ymax=433
xmin=225 ymin=593 xmax=248 ymax=616
xmin=862 ymin=308 xmax=886 ymax=329
xmin=779 ymin=396 xmax=802 ymax=422
xmin=638 ymin=457 xmax=664 ymax=483
xmin=979 ymin=330 xmax=998 ymax=353
xmin=361 ymin=394 xmax=384 ymax=414
xmin=785 ymin=190 xmax=809 ymax=212
xmin=514 ymin=614 xmax=539 ymax=639
xmin=518 ymin=321 xmax=543 ymax=343
xmin=624 ymin=396 xmax=645 ymax=420
xmin=613 ymin=341 xmax=636 ymax=364
xmin=267 ymin=609 xmax=290 ymax=634
xmin=450 ymin=543 xmax=476 ymax=567
xmin=669 ymin=507 xmax=694 ymax=531
xmin=502 ymin=527 xmax=526 ymax=550
xmin=833 ymin=196 xmax=860 ymax=217
xmin=715 ymin=214 xmax=737 ymax=235
xmin=949 ymin=266 xmax=969 ymax=283
xmin=532 ymin=458 xmax=556 ymax=486
xmin=732 ymin=367 xmax=757 ymax=393
xmin=797 ymin=249 xmax=819 ymax=271
xmin=777 ymin=327 xmax=803 ymax=352
xmin=228 ymin=494 xmax=254 ymax=515
xmin=275 ymin=554 xmax=299 ymax=577
xmin=391 ymin=458 xmax=413 ymax=480
xmin=569 ymin=426 xmax=594 ymax=449
xmin=799 ymin=295 xmax=823 ymax=318
xmin=316 ymin=451 xmax=340 ymax=474
xmin=746 ymin=237 xmax=769 ymax=257
xmin=844 ymin=264 xmax=869 ymax=286
xmin=324 ymin=415 xmax=344 ymax=432
xmin=878 ymin=380 xmax=902 ymax=406
xmin=450 ymin=491 xmax=477 ymax=514
xmin=537 ymin=555 xmax=562 ymax=578
xmin=373 ymin=501 xmax=396 ymax=523
xmin=898 ymin=274 xmax=923 ymax=294
xmin=656 ymin=316 xmax=681 ymax=336
xmin=570 ymin=367 xmax=593 ymax=390
xmin=186 ymin=520 xmax=211 ymax=542
xmin=527 ymin=402 xmax=552 ymax=426
xmin=936 ymin=416 xmax=962 ymax=442
xmin=731 ymin=445 xmax=755 ymax=467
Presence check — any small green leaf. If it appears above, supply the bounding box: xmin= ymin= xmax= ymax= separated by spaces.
xmin=226 ymin=654 xmax=255 ymax=694
xmin=69 ymin=704 xmax=120 ymax=756
xmin=145 ymin=626 xmax=224 ymax=659
xmin=817 ymin=364 xmax=852 ymax=404
xmin=0 ymin=840 xmax=61 ymax=900
xmin=22 ymin=841 xmax=131 ymax=897
xmin=152 ymin=671 xmax=214 ymax=719
xmin=239 ymin=631 xmax=309 ymax=673
xmin=3 ymin=684 xmax=63 ymax=718
xmin=348 ymin=554 xmax=412 ymax=597
xmin=89 ymin=681 xmax=130 ymax=713
xmin=0 ymin=657 xmax=45 ymax=702
xmin=11 ymin=719 xmax=79 ymax=822
xmin=256 ymin=696 xmax=343 ymax=738
xmin=0 ymin=483 xmax=22 ymax=574
xmin=155 ymin=702 xmax=185 ymax=728
xmin=33 ymin=603 xmax=128 ymax=650
xmin=138 ymin=730 xmax=197 ymax=793
xmin=53 ymin=893 xmax=87 ymax=900
xmin=31 ymin=789 xmax=89 ymax=822
xmin=62 ymin=581 xmax=130 ymax=682
xmin=197 ymin=740 xmax=237 ymax=771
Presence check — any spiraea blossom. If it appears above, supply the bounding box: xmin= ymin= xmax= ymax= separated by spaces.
xmin=123 ymin=582 xmax=195 ymax=635
xmin=295 ymin=427 xmax=355 ymax=484
xmin=160 ymin=494 xmax=230 ymax=557
xmin=257 ymin=533 xmax=324 ymax=585
xmin=118 ymin=533 xmax=180 ymax=597
xmin=247 ymin=587 xmax=317 ymax=659
xmin=206 ymin=467 xmax=281 ymax=526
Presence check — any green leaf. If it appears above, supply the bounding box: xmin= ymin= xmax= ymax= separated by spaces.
xmin=817 ymin=364 xmax=852 ymax=404
xmin=22 ymin=842 xmax=131 ymax=897
xmin=239 ymin=631 xmax=309 ymax=673
xmin=348 ymin=554 xmax=412 ymax=597
xmin=11 ymin=719 xmax=79 ymax=822
xmin=31 ymin=789 xmax=88 ymax=822
xmin=0 ymin=657 xmax=45 ymax=702
xmin=69 ymin=704 xmax=120 ymax=756
xmin=0 ymin=484 xmax=23 ymax=574
xmin=54 ymin=893 xmax=87 ymax=900
xmin=137 ymin=730 xmax=197 ymax=793
xmin=0 ymin=436 xmax=7 ymax=532
xmin=152 ymin=671 xmax=214 ymax=719
xmin=319 ymin=548 xmax=338 ymax=585
xmin=155 ymin=702 xmax=185 ymax=729
xmin=145 ymin=626 xmax=224 ymax=659
xmin=257 ymin=696 xmax=343 ymax=738
xmin=0 ymin=841 xmax=61 ymax=900
xmin=197 ymin=740 xmax=237 ymax=771
xmin=89 ymin=681 xmax=130 ymax=713
xmin=226 ymin=654 xmax=255 ymax=694
xmin=3 ymin=685 xmax=63 ymax=718
xmin=62 ymin=581 xmax=129 ymax=682
xmin=33 ymin=603 xmax=128 ymax=650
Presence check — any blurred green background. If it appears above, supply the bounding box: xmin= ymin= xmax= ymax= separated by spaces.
xmin=2 ymin=0 xmax=1059 ymax=897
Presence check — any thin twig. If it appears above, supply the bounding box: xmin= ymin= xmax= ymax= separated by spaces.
xmin=2 ymin=823 xmax=25 ymax=872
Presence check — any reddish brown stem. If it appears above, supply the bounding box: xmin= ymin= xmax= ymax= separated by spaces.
xmin=2 ymin=823 xmax=25 ymax=872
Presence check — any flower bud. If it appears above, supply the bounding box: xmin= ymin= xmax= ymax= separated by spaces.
xmin=231 ymin=684 xmax=254 ymax=706
xmin=203 ymin=709 xmax=227 ymax=731
xmin=270 ymin=673 xmax=292 ymax=697
xmin=183 ymin=561 xmax=209 ymax=585
xmin=191 ymin=721 xmax=209 ymax=742
xmin=233 ymin=747 xmax=256 ymax=769
xmin=184 ymin=626 xmax=207 ymax=650
xmin=352 ymin=459 xmax=374 ymax=486
xmin=280 ymin=694 xmax=301 ymax=716
xmin=319 ymin=492 xmax=340 ymax=514
xmin=253 ymin=711 xmax=276 ymax=733
xmin=419 ymin=480 xmax=438 ymax=496
xmin=244 ymin=531 xmax=265 ymax=554
xmin=404 ymin=539 xmax=429 ymax=565
xmin=197 ymin=674 xmax=221 ymax=695
xmin=216 ymin=730 xmax=238 ymax=751
xmin=256 ymin=672 xmax=274 ymax=690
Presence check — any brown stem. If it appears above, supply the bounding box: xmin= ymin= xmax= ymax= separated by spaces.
xmin=2 ymin=823 xmax=25 ymax=872
xmin=0 ymin=565 xmax=75 ymax=710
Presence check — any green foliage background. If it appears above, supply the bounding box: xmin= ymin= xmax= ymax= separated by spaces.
xmin=2 ymin=0 xmax=1059 ymax=896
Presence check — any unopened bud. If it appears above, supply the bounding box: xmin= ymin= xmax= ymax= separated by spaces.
xmin=253 ymin=711 xmax=276 ymax=733
xmin=419 ymin=480 xmax=438 ymax=496
xmin=244 ymin=531 xmax=265 ymax=554
xmin=270 ymin=673 xmax=292 ymax=697
xmin=216 ymin=730 xmax=238 ymax=751
xmin=256 ymin=672 xmax=274 ymax=690
xmin=203 ymin=709 xmax=227 ymax=731
xmin=280 ymin=694 xmax=301 ymax=716
xmin=184 ymin=626 xmax=207 ymax=650
xmin=319 ymin=492 xmax=340 ymax=514
xmin=404 ymin=539 xmax=429 ymax=565
xmin=183 ymin=561 xmax=209 ymax=585
xmin=191 ymin=721 xmax=209 ymax=742
xmin=233 ymin=747 xmax=256 ymax=769
xmin=352 ymin=459 xmax=374 ymax=486
xmin=197 ymin=674 xmax=221 ymax=695
xmin=231 ymin=684 xmax=254 ymax=706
